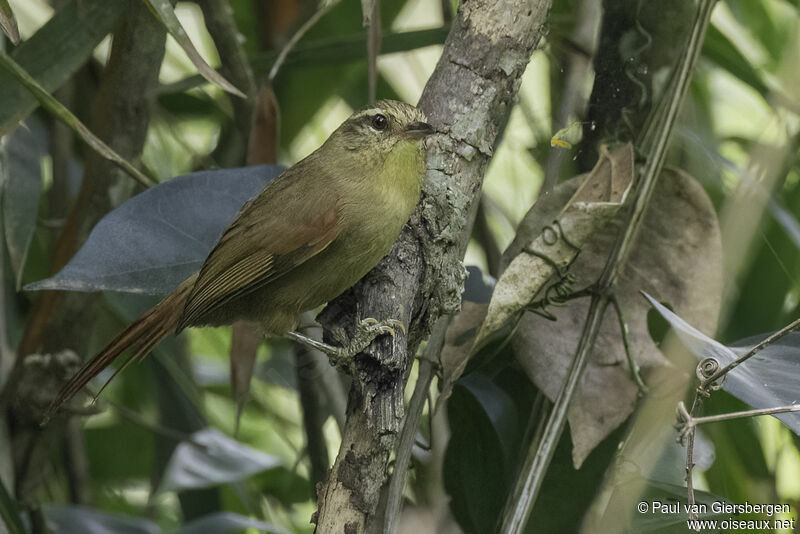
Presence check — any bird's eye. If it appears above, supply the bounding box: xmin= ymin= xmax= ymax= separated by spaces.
xmin=371 ymin=114 xmax=388 ymax=131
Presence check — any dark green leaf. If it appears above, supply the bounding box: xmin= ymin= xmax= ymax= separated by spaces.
xmin=702 ymin=25 xmax=769 ymax=97
xmin=0 ymin=49 xmax=153 ymax=187
xmin=0 ymin=476 xmax=26 ymax=534
xmin=26 ymin=165 xmax=282 ymax=294
xmin=444 ymin=374 xmax=520 ymax=533
xmin=0 ymin=0 xmax=127 ymax=134
xmin=177 ymin=512 xmax=286 ymax=534
xmin=158 ymin=429 xmax=280 ymax=493
xmin=3 ymin=118 xmax=46 ymax=289
xmin=724 ymin=0 xmax=789 ymax=64
xmin=253 ymin=466 xmax=312 ymax=507
xmin=45 ymin=505 xmax=159 ymax=534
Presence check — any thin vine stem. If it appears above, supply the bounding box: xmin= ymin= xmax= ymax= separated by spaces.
xmin=496 ymin=1 xmax=718 ymax=532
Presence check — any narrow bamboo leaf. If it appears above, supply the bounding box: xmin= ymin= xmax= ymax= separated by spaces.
xmin=0 ymin=477 xmax=26 ymax=534
xmin=142 ymin=0 xmax=245 ymax=98
xmin=0 ymin=51 xmax=153 ymax=187
xmin=158 ymin=429 xmax=280 ymax=493
xmin=702 ymin=25 xmax=769 ymax=97
xmin=25 ymin=165 xmax=282 ymax=294
xmin=0 ymin=0 xmax=127 ymax=135
xmin=0 ymin=0 xmax=20 ymax=45
xmin=3 ymin=118 xmax=47 ymax=289
xmin=160 ymin=27 xmax=450 ymax=96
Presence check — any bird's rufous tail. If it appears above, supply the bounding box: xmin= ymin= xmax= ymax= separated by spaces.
xmin=43 ymin=276 xmax=196 ymax=424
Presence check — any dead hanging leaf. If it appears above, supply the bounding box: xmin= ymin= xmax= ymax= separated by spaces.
xmin=247 ymin=85 xmax=280 ymax=166
xmin=360 ymin=0 xmax=378 ymax=26
xmin=230 ymin=320 xmax=263 ymax=435
xmin=437 ymin=146 xmax=633 ymax=408
xmin=474 ymin=144 xmax=634 ymax=350
xmin=230 ymin=85 xmax=281 ymax=432
xmin=508 ymin=168 xmax=722 ymax=467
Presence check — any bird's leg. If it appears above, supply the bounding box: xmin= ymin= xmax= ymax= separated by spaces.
xmin=286 ymin=318 xmax=405 ymax=366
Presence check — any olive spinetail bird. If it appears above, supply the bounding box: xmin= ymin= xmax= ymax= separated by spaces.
xmin=44 ymin=100 xmax=434 ymax=421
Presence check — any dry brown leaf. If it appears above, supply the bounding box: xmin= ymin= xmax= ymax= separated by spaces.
xmin=475 ymin=144 xmax=634 ymax=350
xmin=508 ymin=168 xmax=722 ymax=467
xmin=247 ymin=85 xmax=280 ymax=166
xmin=230 ymin=320 xmax=262 ymax=434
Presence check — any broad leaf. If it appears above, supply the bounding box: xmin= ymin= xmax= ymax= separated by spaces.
xmin=45 ymin=505 xmax=160 ymax=534
xmin=0 ymin=0 xmax=127 ymax=135
xmin=158 ymin=429 xmax=280 ymax=493
xmin=444 ymin=373 xmax=521 ymax=534
xmin=645 ymin=296 xmax=800 ymax=435
xmin=506 ymin=168 xmax=723 ymax=467
xmin=476 ymin=144 xmax=634 ymax=348
xmin=178 ymin=512 xmax=286 ymax=534
xmin=26 ymin=165 xmax=283 ymax=294
xmin=3 ymin=118 xmax=46 ymax=288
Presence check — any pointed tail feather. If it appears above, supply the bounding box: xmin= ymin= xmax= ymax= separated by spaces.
xmin=43 ymin=277 xmax=195 ymax=424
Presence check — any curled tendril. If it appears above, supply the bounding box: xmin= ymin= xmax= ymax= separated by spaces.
xmin=696 ymin=357 xmax=726 ymax=394
xmin=526 ymin=273 xmax=578 ymax=321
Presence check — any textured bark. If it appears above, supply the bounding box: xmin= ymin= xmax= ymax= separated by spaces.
xmin=314 ymin=1 xmax=551 ymax=531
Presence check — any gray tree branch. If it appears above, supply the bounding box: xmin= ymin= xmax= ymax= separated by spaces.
xmin=314 ymin=1 xmax=552 ymax=531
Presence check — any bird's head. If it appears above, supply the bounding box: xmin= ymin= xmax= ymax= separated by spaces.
xmin=330 ymin=100 xmax=434 ymax=157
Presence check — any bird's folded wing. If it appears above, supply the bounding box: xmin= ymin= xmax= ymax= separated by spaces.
xmin=177 ymin=188 xmax=341 ymax=330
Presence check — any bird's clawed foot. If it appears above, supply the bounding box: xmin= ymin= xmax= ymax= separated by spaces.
xmin=286 ymin=317 xmax=405 ymax=367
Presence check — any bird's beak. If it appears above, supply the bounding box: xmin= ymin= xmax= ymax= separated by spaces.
xmin=405 ymin=121 xmax=435 ymax=139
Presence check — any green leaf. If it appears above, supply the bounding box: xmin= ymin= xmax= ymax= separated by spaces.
xmin=45 ymin=505 xmax=160 ymax=534
xmin=3 ymin=117 xmax=46 ymax=289
xmin=724 ymin=0 xmax=789 ymax=65
xmin=158 ymin=429 xmax=280 ymax=493
xmin=141 ymin=0 xmax=245 ymax=98
xmin=0 ymin=0 xmax=127 ymax=134
xmin=252 ymin=466 xmax=312 ymax=507
xmin=444 ymin=374 xmax=521 ymax=533
xmin=0 ymin=0 xmax=19 ymax=45
xmin=702 ymin=25 xmax=769 ymax=97
xmin=177 ymin=512 xmax=286 ymax=534
xmin=0 ymin=50 xmax=154 ymax=187
xmin=0 ymin=476 xmax=26 ymax=534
